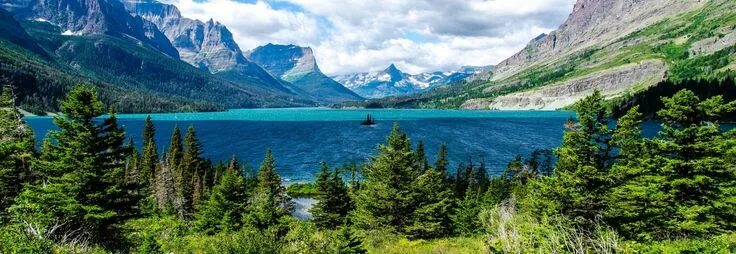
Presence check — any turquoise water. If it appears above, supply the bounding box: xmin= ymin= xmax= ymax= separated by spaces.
xmin=26 ymin=108 xmax=581 ymax=182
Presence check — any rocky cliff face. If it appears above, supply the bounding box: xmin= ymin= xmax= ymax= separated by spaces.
xmin=333 ymin=64 xmax=493 ymax=98
xmin=492 ymin=0 xmax=702 ymax=81
xmin=464 ymin=60 xmax=668 ymax=110
xmin=123 ymin=0 xmax=291 ymax=93
xmin=246 ymin=44 xmax=363 ymax=104
xmin=2 ymin=0 xmax=179 ymax=58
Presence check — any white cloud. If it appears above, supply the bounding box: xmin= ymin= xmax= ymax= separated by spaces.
xmin=167 ymin=0 xmax=576 ymax=75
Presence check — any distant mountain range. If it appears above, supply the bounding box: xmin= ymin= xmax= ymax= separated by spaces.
xmin=333 ymin=64 xmax=493 ymax=98
xmin=0 ymin=0 xmax=362 ymax=114
xmin=365 ymin=0 xmax=736 ymax=110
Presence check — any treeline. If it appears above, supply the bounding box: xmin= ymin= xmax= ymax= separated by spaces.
xmin=611 ymin=71 xmax=736 ymax=119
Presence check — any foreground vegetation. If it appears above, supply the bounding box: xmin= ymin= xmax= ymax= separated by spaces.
xmin=0 ymin=84 xmax=735 ymax=253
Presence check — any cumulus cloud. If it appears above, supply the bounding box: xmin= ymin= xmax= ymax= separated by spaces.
xmin=166 ymin=0 xmax=576 ymax=75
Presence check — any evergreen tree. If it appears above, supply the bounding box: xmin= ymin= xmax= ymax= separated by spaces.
xmin=176 ymin=126 xmax=204 ymax=218
xmin=654 ymin=90 xmax=735 ymax=236
xmin=311 ymin=162 xmax=353 ymax=229
xmin=334 ymin=226 xmax=367 ymax=254
xmin=541 ymin=90 xmax=614 ymax=225
xmin=415 ymin=140 xmax=429 ymax=172
xmin=353 ymin=123 xmax=419 ymax=234
xmin=124 ymin=138 xmax=141 ymax=185
xmin=0 ymin=87 xmax=34 ymax=220
xmin=140 ymin=116 xmax=158 ymax=191
xmin=194 ymin=156 xmax=250 ymax=234
xmin=435 ymin=143 xmax=449 ymax=175
xmin=406 ymin=163 xmax=454 ymax=239
xmin=10 ymin=85 xmax=132 ymax=245
xmin=246 ymin=149 xmax=292 ymax=230
xmin=605 ymin=106 xmax=673 ymax=240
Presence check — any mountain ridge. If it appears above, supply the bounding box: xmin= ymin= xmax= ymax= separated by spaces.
xmin=333 ymin=64 xmax=492 ymax=98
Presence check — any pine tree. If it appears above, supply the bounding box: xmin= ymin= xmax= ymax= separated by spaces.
xmin=311 ymin=162 xmax=353 ymax=229
xmin=0 ymin=87 xmax=34 ymax=220
xmin=176 ymin=126 xmax=204 ymax=217
xmin=194 ymin=156 xmax=250 ymax=234
xmin=334 ymin=226 xmax=367 ymax=254
xmin=435 ymin=143 xmax=449 ymax=175
xmin=406 ymin=162 xmax=454 ymax=239
xmin=10 ymin=85 xmax=132 ymax=244
xmin=542 ymin=90 xmax=614 ymax=225
xmin=140 ymin=116 xmax=158 ymax=191
xmin=353 ymin=123 xmax=419 ymax=234
xmin=654 ymin=90 xmax=735 ymax=236
xmin=415 ymin=140 xmax=429 ymax=172
xmin=605 ymin=106 xmax=672 ymax=240
xmin=246 ymin=149 xmax=292 ymax=230
xmin=125 ymin=138 xmax=141 ymax=184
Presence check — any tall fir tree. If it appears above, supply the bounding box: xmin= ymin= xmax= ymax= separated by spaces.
xmin=415 ymin=140 xmax=429 ymax=172
xmin=195 ymin=156 xmax=250 ymax=234
xmin=10 ymin=85 xmax=133 ymax=245
xmin=542 ymin=90 xmax=615 ymax=226
xmin=407 ymin=161 xmax=454 ymax=239
xmin=654 ymin=90 xmax=736 ymax=236
xmin=310 ymin=162 xmax=353 ymax=229
xmin=176 ymin=125 xmax=205 ymax=218
xmin=353 ymin=123 xmax=419 ymax=234
xmin=605 ymin=106 xmax=673 ymax=240
xmin=246 ymin=148 xmax=293 ymax=230
xmin=140 ymin=116 xmax=158 ymax=191
xmin=0 ymin=87 xmax=34 ymax=220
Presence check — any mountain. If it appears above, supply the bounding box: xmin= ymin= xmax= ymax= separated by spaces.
xmin=2 ymin=0 xmax=179 ymax=58
xmin=246 ymin=44 xmax=363 ymax=104
xmin=369 ymin=0 xmax=735 ymax=110
xmin=333 ymin=64 xmax=492 ymax=98
xmin=0 ymin=1 xmax=313 ymax=114
xmin=122 ymin=0 xmax=301 ymax=96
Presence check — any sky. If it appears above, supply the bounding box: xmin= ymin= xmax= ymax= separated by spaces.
xmin=165 ymin=0 xmax=577 ymax=76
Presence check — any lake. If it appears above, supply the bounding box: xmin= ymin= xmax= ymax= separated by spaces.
xmin=26 ymin=108 xmax=624 ymax=182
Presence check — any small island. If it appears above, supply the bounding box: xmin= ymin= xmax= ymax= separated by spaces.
xmin=361 ymin=114 xmax=376 ymax=126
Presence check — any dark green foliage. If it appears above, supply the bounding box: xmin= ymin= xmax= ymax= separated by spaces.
xmin=353 ymin=123 xmax=420 ymax=234
xmin=246 ymin=149 xmax=293 ymax=230
xmin=611 ymin=74 xmax=736 ymax=120
xmin=539 ymin=90 xmax=614 ymax=226
xmin=335 ymin=226 xmax=367 ymax=254
xmin=195 ymin=156 xmax=251 ymax=234
xmin=9 ymin=85 xmax=134 ymax=246
xmin=311 ymin=162 xmax=354 ymax=230
xmin=0 ymin=87 xmax=34 ymax=220
xmin=406 ymin=163 xmax=454 ymax=239
xmin=141 ymin=116 xmax=158 ymax=191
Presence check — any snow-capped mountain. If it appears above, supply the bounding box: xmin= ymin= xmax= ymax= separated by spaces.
xmin=332 ymin=64 xmax=493 ymax=98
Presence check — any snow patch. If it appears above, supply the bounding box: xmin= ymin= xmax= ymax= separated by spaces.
xmin=61 ymin=30 xmax=83 ymax=36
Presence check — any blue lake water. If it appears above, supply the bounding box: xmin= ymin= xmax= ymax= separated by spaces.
xmin=24 ymin=108 xmax=661 ymax=182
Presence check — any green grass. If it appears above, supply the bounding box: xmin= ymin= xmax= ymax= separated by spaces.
xmin=286 ymin=182 xmax=319 ymax=198
xmin=364 ymin=234 xmax=487 ymax=254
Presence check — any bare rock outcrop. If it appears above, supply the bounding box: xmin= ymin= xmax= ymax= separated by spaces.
xmin=469 ymin=60 xmax=667 ymax=110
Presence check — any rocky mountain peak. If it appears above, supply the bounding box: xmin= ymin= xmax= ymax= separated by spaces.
xmin=245 ymin=44 xmax=320 ymax=78
xmin=384 ymin=63 xmax=404 ymax=82
xmin=3 ymin=0 xmax=179 ymax=58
